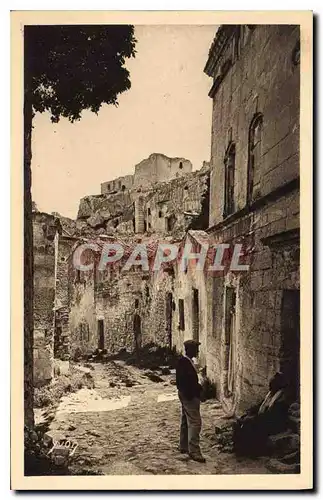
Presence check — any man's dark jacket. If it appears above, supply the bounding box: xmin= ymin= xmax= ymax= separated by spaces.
xmin=176 ymin=356 xmax=202 ymax=401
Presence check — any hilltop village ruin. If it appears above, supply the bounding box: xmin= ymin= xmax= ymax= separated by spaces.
xmin=32 ymin=24 xmax=300 ymax=416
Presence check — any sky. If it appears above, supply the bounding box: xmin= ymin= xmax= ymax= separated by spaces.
xmin=31 ymin=25 xmax=217 ymax=219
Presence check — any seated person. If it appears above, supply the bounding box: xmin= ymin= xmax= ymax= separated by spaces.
xmin=233 ymin=372 xmax=289 ymax=457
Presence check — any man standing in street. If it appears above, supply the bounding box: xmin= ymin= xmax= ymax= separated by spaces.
xmin=176 ymin=339 xmax=206 ymax=463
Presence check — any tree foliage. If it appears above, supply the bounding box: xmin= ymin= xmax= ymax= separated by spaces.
xmin=24 ymin=25 xmax=137 ymax=122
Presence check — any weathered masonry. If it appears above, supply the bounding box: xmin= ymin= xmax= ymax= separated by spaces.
xmin=32 ymin=156 xmax=209 ymax=385
xmin=101 ymin=153 xmax=192 ymax=194
xmin=203 ymin=25 xmax=300 ymax=413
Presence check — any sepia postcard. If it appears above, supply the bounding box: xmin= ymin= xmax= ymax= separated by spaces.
xmin=11 ymin=10 xmax=313 ymax=490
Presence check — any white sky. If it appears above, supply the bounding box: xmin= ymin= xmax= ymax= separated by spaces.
xmin=31 ymin=25 xmax=216 ymax=218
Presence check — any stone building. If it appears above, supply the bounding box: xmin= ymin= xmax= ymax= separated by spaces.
xmin=101 ymin=153 xmax=192 ymax=194
xmin=32 ymin=211 xmax=60 ymax=386
xmin=203 ymin=24 xmax=300 ymax=413
xmin=32 ymin=157 xmax=209 ymax=378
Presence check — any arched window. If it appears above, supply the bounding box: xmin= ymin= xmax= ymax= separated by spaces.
xmin=247 ymin=113 xmax=263 ymax=204
xmin=224 ymin=142 xmax=236 ymax=217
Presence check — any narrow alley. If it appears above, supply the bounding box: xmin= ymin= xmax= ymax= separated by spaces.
xmin=40 ymin=361 xmax=271 ymax=476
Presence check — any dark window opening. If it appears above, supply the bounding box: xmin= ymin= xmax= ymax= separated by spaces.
xmin=76 ymin=269 xmax=81 ymax=283
xmin=135 ymin=299 xmax=139 ymax=308
xmin=147 ymin=208 xmax=151 ymax=215
xmin=98 ymin=320 xmax=104 ymax=350
xmin=224 ymin=142 xmax=236 ymax=218
xmin=179 ymin=299 xmax=185 ymax=331
xmin=179 ymin=161 xmax=183 ymax=169
xmin=184 ymin=186 xmax=188 ymax=191
xmin=158 ymin=210 xmax=162 ymax=218
xmin=148 ymin=222 xmax=151 ymax=230
xmin=122 ymin=185 xmax=126 ymax=191
xmin=107 ymin=184 xmax=111 ymax=191
xmin=247 ymin=113 xmax=263 ymax=205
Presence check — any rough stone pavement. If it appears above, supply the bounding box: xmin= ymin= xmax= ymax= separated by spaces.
xmin=47 ymin=361 xmax=271 ymax=475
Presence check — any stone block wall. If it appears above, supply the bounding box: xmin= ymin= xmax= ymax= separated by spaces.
xmin=68 ymin=257 xmax=97 ymax=359
xmin=203 ymin=25 xmax=300 ymax=413
xmin=133 ymin=153 xmax=192 ymax=188
xmin=207 ymin=25 xmax=300 ymax=227
xmin=170 ymin=232 xmax=209 ymax=368
xmin=53 ymin=236 xmax=77 ymax=360
xmin=33 ymin=212 xmax=58 ymax=386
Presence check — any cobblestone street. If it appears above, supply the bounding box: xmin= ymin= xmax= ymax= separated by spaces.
xmin=43 ymin=361 xmax=271 ymax=475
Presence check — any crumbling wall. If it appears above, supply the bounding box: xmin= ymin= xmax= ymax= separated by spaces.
xmin=33 ymin=212 xmax=57 ymax=386
xmin=101 ymin=174 xmax=134 ymax=195
xmin=53 ymin=236 xmax=76 ymax=361
xmin=143 ymin=270 xmax=175 ymax=348
xmin=69 ymin=260 xmax=97 ymax=359
xmin=208 ymin=25 xmax=300 ymax=227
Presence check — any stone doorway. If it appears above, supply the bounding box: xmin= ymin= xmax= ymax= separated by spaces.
xmin=98 ymin=319 xmax=104 ymax=350
xmin=280 ymin=289 xmax=300 ymax=401
xmin=192 ymin=288 xmax=200 ymax=344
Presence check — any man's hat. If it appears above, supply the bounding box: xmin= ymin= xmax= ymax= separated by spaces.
xmin=184 ymin=339 xmax=201 ymax=348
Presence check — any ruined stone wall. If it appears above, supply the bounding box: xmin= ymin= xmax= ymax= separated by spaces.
xmin=33 ymin=213 xmax=57 ymax=386
xmin=78 ymin=165 xmax=209 ymax=238
xmin=143 ymin=169 xmax=209 ymax=235
xmin=54 ymin=236 xmax=77 ymax=360
xmin=208 ymin=25 xmax=300 ymax=227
